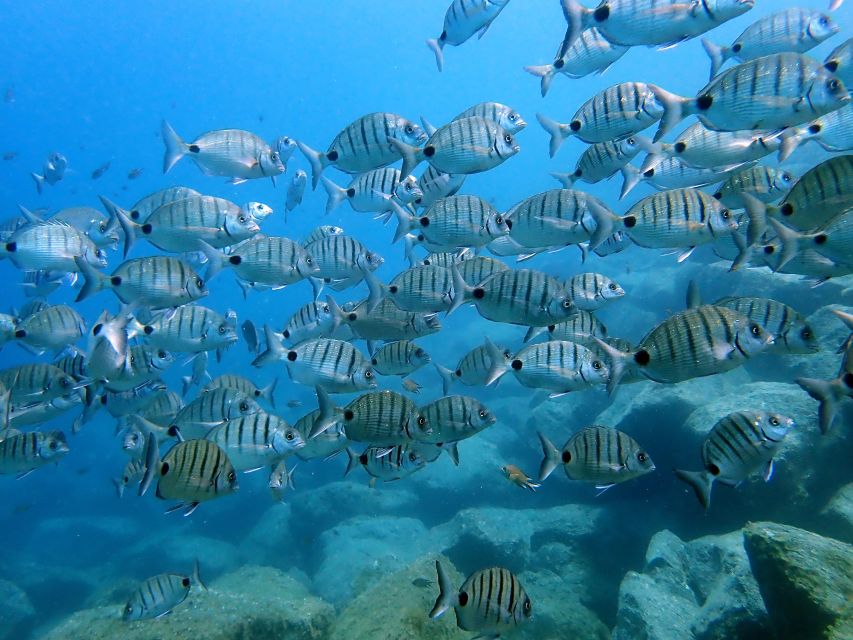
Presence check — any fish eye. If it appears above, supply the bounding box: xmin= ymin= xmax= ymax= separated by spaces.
xmin=523 ymin=599 xmax=531 ymax=615
xmin=158 ymin=350 xmax=167 ymax=359
xmin=592 ymin=360 xmax=603 ymax=370
xmin=783 ymin=173 xmax=792 ymax=182
xmin=770 ymin=416 xmax=780 ymax=426
xmin=721 ymin=209 xmax=730 ymax=219
xmin=322 ymin=304 xmax=329 ymax=312
xmin=504 ymin=134 xmax=512 ymax=143
xmin=239 ymin=401 xmax=249 ymax=411
xmin=409 ymin=452 xmax=418 ymax=461
xmin=637 ymin=452 xmax=647 ymax=462
xmin=561 ymin=299 xmax=572 ymax=309
xmin=125 ymin=605 xmax=133 ymax=614
xmin=99 ymin=222 xmax=107 ymax=232
xmin=495 ymin=216 xmax=503 ymax=225
xmin=417 ymin=416 xmax=426 ymax=426
xmin=365 ymin=370 xmax=373 ymax=379
xmin=228 ymin=471 xmax=236 ymax=482
xmin=509 ymin=113 xmax=518 ymax=121
xmin=196 ymin=278 xmax=204 ymax=288
xmin=239 ymin=215 xmax=246 ymax=223
xmin=129 ymin=355 xmax=136 ymax=364
xmin=479 ymin=409 xmax=486 ymax=418
xmin=306 ymin=257 xmax=313 ymax=264
xmin=627 ymin=137 xmax=636 ymax=145
xmin=829 ymin=79 xmax=841 ymax=91
xmin=49 ymin=440 xmax=57 ymax=450
xmin=405 ymin=183 xmax=413 ymax=191
xmin=286 ymin=431 xmax=294 ymax=440
xmin=405 ymin=125 xmax=414 ymax=134
xmin=415 ymin=348 xmax=424 ymax=357
xmin=96 ymin=249 xmax=105 ymax=258
xmin=608 ymin=283 xmax=617 ymax=290
xmin=801 ymin=328 xmax=812 ymax=339
xmin=751 ymin=324 xmax=761 ymax=336
xmin=271 ymin=151 xmax=280 ymax=161
xmin=820 ymin=16 xmax=829 ymax=26
xmin=218 ymin=325 xmax=226 ymax=334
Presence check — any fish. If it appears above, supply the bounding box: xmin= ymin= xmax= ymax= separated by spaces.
xmin=166 ymin=386 xmax=262 ymax=440
xmin=122 ymin=561 xmax=206 ymax=620
xmin=621 ymin=156 xmax=752 ymax=199
xmin=391 ymin=116 xmax=520 ymax=179
xmin=322 ymin=168 xmax=422 ymax=216
xmin=205 ymin=410 xmax=304 ymax=472
xmin=779 ymin=103 xmax=853 ymax=161
xmin=674 ymin=411 xmax=794 ymax=510
xmin=114 ymin=186 xmax=201 ymax=222
xmin=253 ymin=330 xmax=377 ymax=394
xmin=134 ymin=304 xmax=238 ymax=355
xmin=203 ymin=374 xmax=277 ymax=409
xmin=113 ymin=457 xmax=147 ymax=498
xmin=434 ymin=340 xmax=513 ymax=395
xmin=3 ymin=152 xmax=18 ymax=161
xmin=84 ymin=309 xmax=131 ymax=384
xmin=430 ymin=562 xmax=532 ymax=638
xmin=525 ymin=27 xmax=630 ymax=96
xmin=768 ymin=211 xmax=853 ymax=276
xmin=551 ymin=136 xmax=650 ymax=188
xmin=286 ymin=169 xmax=307 ymax=215
xmin=365 ymin=265 xmax=456 ymax=315
xmin=455 ymin=255 xmax=508 ymax=285
xmin=594 ymin=305 xmax=773 ymax=391
xmin=702 ymin=8 xmax=839 ymax=80
xmin=797 ymin=345 xmax=853 ymax=435
xmin=292 ymin=407 xmax=349 ymax=461
xmin=0 ymin=363 xmax=80 ymax=404
xmin=643 ymin=123 xmax=781 ymax=170
xmin=12 ymin=304 xmax=86 ymax=354
xmin=538 ymin=426 xmax=655 ymax=490
xmin=303 ymin=234 xmax=383 ymax=297
xmin=391 ymin=195 xmax=509 ymax=249
xmin=139 ymin=435 xmax=239 ymax=515
xmin=275 ymin=136 xmax=299 ymax=164
xmin=419 ymin=250 xmax=473 ymax=268
xmin=0 ymin=220 xmax=107 ymax=273
xmin=417 ymin=395 xmax=496 ymax=444
xmin=241 ymin=320 xmax=259 ymax=354
xmin=161 ymin=121 xmax=285 ymax=184
xmin=426 ymin=0 xmax=512 ymax=71
xmin=412 ymin=577 xmax=433 ymax=588
xmin=268 ymin=459 xmax=296 ymax=502
xmin=20 ymin=269 xmax=77 ymax=298
xmin=536 ymin=82 xmax=665 ymax=153
xmin=31 ymin=151 xmax=67 ymax=194
xmin=559 ymin=0 xmax=754 ymax=53
xmin=0 ymin=431 xmax=69 ymax=478
xmin=91 ymin=160 xmax=111 ymax=180
xmin=327 ymin=296 xmax=442 ymax=344
xmin=565 ymin=272 xmax=625 ymax=311
xmin=547 ymin=310 xmax=608 ymax=346
xmin=501 ymin=464 xmax=540 ymax=491
xmin=303 ymin=225 xmax=344 ymax=245
xmin=713 ymin=166 xmax=795 ymax=208
xmin=824 ymin=36 xmax=853 ymax=85
xmin=345 ymin=445 xmax=426 ymax=485
xmin=280 ymin=301 xmax=336 ymax=345
xmin=104 ymin=345 xmax=174 ymax=393
xmin=75 ymin=255 xmax=208 ymax=310
xmin=49 ymin=206 xmax=121 ymax=248
xmin=371 ymin=340 xmax=431 ymax=376
xmin=127 ymin=168 xmax=143 ymax=180
xmin=653 ymin=53 xmax=850 ymax=142
xmin=297 ymin=112 xmax=426 ymax=188
xmin=113 ymin=195 xmax=261 ymax=256
xmin=414 ymin=165 xmax=466 ymax=210
xmin=451 ymin=102 xmax=527 ymax=134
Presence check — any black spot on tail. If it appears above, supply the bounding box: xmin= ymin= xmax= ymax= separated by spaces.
xmin=144 ymin=326 xmax=154 ymax=335
xmin=809 ymin=124 xmax=822 ymax=134
xmin=634 ymin=349 xmax=650 ymax=366
xmin=110 ymin=276 xmax=122 ymax=286
xmin=14 ymin=329 xmax=25 ymax=338
xmin=424 ymin=146 xmax=436 ymax=158
xmin=130 ymin=210 xmax=140 ymax=220
xmin=346 ymin=188 xmax=355 ymax=197
xmin=189 ymin=144 xmax=200 ymax=153
xmin=554 ymin=59 xmax=564 ymax=69
xmin=454 ymin=369 xmax=462 ymax=377
xmin=439 ymin=30 xmax=447 ymax=42
xmin=593 ymin=5 xmax=610 ymax=21
xmin=389 ymin=285 xmax=398 ymax=294
xmin=674 ymin=142 xmax=686 ymax=153
xmin=844 ymin=373 xmax=853 ymax=388
xmin=624 ymin=215 xmax=637 ymax=228
xmin=182 ymin=578 xmax=190 ymax=587
xmin=815 ymin=234 xmax=828 ymax=245
xmin=562 ymin=451 xmax=572 ymax=463
xmin=826 ymin=60 xmax=839 ymax=73
xmin=458 ymin=591 xmax=469 ymax=607
xmin=282 ymin=330 xmax=290 ymax=339
xmin=359 ymin=453 xmax=368 ymax=464
xmin=708 ymin=463 xmax=720 ymax=476
xmin=371 ymin=358 xmax=378 ymax=365
xmin=141 ymin=223 xmax=152 ymax=234
xmin=229 ymin=256 xmax=242 ymax=265
xmin=731 ymin=43 xmax=742 ymax=53
xmin=161 ymin=462 xmax=170 ymax=475
xmin=712 ymin=192 xmax=722 ymax=200
xmin=472 ymin=288 xmax=485 ymax=300
xmin=764 ymin=245 xmax=775 ymax=255
xmin=344 ymin=410 xmax=354 ymax=421
xmin=419 ymin=217 xmax=429 ymax=227
xmin=6 ymin=242 xmax=15 ymax=252
xmin=286 ymin=351 xmax=297 ymax=361
xmin=92 ymin=323 xmax=103 ymax=336
xmin=511 ymin=359 xmax=522 ymax=370
xmin=574 ymin=169 xmax=582 ymax=177
xmin=697 ymin=94 xmax=713 ymax=110
xmin=327 ymin=150 xmax=339 ymax=162
xmin=643 ymin=168 xmax=655 ymax=178
xmin=167 ymin=426 xmax=179 ymax=437
xmin=570 ymin=120 xmax=581 ymax=132
xmin=781 ymin=203 xmax=794 ymax=216
xmin=347 ymin=312 xmax=357 ymax=321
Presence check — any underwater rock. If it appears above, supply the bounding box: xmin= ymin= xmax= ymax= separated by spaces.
xmin=128 ymin=534 xmax=240 ymax=578
xmin=517 ymin=569 xmax=610 ymax=640
xmin=329 ymin=554 xmax=469 ymax=640
xmin=611 ymin=529 xmax=770 ymax=640
xmin=0 ymin=579 xmax=35 ymax=640
xmin=238 ymin=503 xmax=298 ymax=570
xmin=822 ymin=483 xmax=853 ymax=544
xmin=29 ymin=516 xmax=143 ymax=566
xmin=743 ymin=521 xmax=853 ymax=640
xmin=41 ymin=564 xmax=334 ymax=640
xmin=313 ymin=515 xmax=431 ymax=605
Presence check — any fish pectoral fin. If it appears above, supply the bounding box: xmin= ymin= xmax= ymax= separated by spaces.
xmin=15 ymin=469 xmax=35 ymax=480
xmin=229 ymin=177 xmax=248 ymax=185
xmin=154 ymin=610 xmax=173 ymax=619
xmin=711 ymin=340 xmax=735 ymax=360
xmin=594 ymin=483 xmax=615 ymax=496
xmin=763 ymin=459 xmax=774 ymax=482
xmin=243 ymin=466 xmax=266 ymax=474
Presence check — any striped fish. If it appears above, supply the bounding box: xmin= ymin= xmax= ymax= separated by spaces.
xmin=104 ymin=345 xmax=174 ymax=393
xmin=303 ymin=225 xmax=344 ymax=245
xmin=713 ymin=166 xmax=795 ymax=208
xmin=825 ymin=36 xmax=853 ymax=85
xmin=201 ymin=236 xmax=318 ymax=292
xmin=13 ymin=304 xmax=86 ymax=353
xmin=327 ymin=296 xmax=442 ymax=343
xmin=345 ymin=445 xmax=425 ymax=485
xmin=394 ymin=195 xmax=509 ymax=249
xmin=797 ymin=321 xmax=853 ymax=434
xmin=592 ymin=187 xmax=738 ymax=252
xmin=113 ymin=456 xmax=147 ymax=498
xmin=114 ymin=195 xmax=260 ymax=256
xmin=162 ymin=122 xmax=284 ymax=183
xmin=457 ymin=256 xmax=508 ymax=286
xmin=559 ymin=0 xmax=753 ymax=52
xmin=770 ymin=155 xmax=853 ymax=230
xmin=453 ymin=268 xmax=577 ymax=333
xmin=702 ymin=8 xmax=839 ymax=80
xmin=488 ymin=339 xmax=609 ymax=397
xmin=547 ymin=310 xmax=607 ymax=345
xmin=140 ymin=390 xmax=183 ymax=427
xmin=780 ymin=103 xmax=853 ymax=162
xmin=99 ymin=382 xmax=167 ymax=420
xmin=303 ymin=234 xmax=384 ymax=293
xmin=551 ymin=136 xmax=648 ymax=188
xmin=286 ymin=170 xmax=307 ymax=214
xmin=417 ymin=395 xmax=496 ymax=443
xmin=16 ymin=299 xmax=49 ymax=319
xmin=50 ymin=205 xmax=119 ymax=248
xmin=621 ymin=156 xmax=751 ymax=199
xmin=434 ymin=340 xmax=513 ymax=394
xmin=712 ymin=297 xmax=818 ymax=355
xmin=53 ymin=351 xmax=89 ymax=382
xmin=371 ymin=340 xmax=431 ymax=376
xmin=593 ymin=231 xmax=633 ymax=257
xmin=253 ymin=332 xmax=376 ymax=394
xmin=769 ymin=207 xmax=853 ymax=271
xmin=414 ymin=165 xmax=466 ymax=210
xmin=536 ymin=82 xmax=665 ymax=153
xmin=525 ymin=27 xmax=629 ymax=96
xmin=203 ymin=374 xmax=276 ymax=408
xmin=133 ymin=304 xmax=237 ymax=355
xmin=293 ymin=407 xmax=348 ymax=461
xmin=452 ymin=102 xmax=526 ymax=134
xmin=8 ymin=394 xmax=81 ymax=430
xmin=653 ymin=53 xmax=850 ymax=141
xmin=675 ymin=411 xmax=794 ymax=510
xmin=538 ymin=426 xmax=655 ymax=489
xmin=565 ymin=273 xmax=625 ymax=311
xmin=20 ymin=269 xmax=76 ymax=298
xmin=419 ymin=250 xmax=473 ymax=268
xmin=140 ymin=437 xmax=239 ymax=514
xmin=596 ymin=305 xmax=774 ymax=391
xmin=315 ymin=389 xmax=431 ymax=445
xmin=118 ymin=186 xmax=201 ymax=222
xmin=321 ymin=167 xmax=421 ymax=215
xmin=0 ymin=431 xmax=69 ymax=477
xmin=169 ymin=387 xmax=261 ymax=440
xmin=205 ymin=411 xmax=303 ymax=472
xmin=391 ymin=116 xmax=520 ymax=179
xmin=0 ymin=221 xmax=107 ymax=272
xmin=431 ymin=562 xmax=532 ymax=636
xmin=281 ymin=301 xmax=335 ymax=345
xmin=76 ymin=255 xmax=207 ymax=310
xmin=0 ymin=363 xmax=78 ymax=404
xmin=426 ymin=0 xmax=512 ymax=71
xmin=504 ymin=189 xmax=612 ymax=251
xmin=297 ymin=112 xmax=426 ymax=188
xmin=646 ymin=123 xmax=780 ymax=170
xmin=123 ymin=561 xmax=206 ymax=620
xmin=370 ymin=265 xmax=455 ymax=314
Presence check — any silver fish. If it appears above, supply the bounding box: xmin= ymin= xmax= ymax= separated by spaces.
xmin=779 ymin=103 xmax=853 ymax=161
xmin=456 ymin=255 xmax=508 ymax=285
xmin=293 ymin=408 xmax=348 ymax=461
xmin=551 ymin=136 xmax=649 ymax=187
xmin=392 ymin=195 xmax=509 ymax=250
xmin=345 ymin=445 xmax=425 ymax=485
xmin=13 ymin=304 xmax=86 ymax=353
xmin=713 ymin=166 xmax=795 ymax=208
xmin=0 ymin=363 xmax=79 ymax=404
xmin=0 ymin=431 xmax=69 ymax=478
xmin=122 ymin=561 xmax=205 ymax=620
xmin=504 ymin=189 xmax=612 ymax=251
xmin=304 ymin=234 xmax=383 ymax=295
xmin=328 ymin=296 xmax=442 ymax=343
xmin=710 ymin=296 xmax=818 ymax=355
xmin=621 ymin=156 xmax=751 ymax=199
xmin=414 ymin=165 xmax=466 ymax=210
xmin=547 ymin=310 xmax=608 ymax=345
xmin=646 ymin=123 xmax=780 ymax=170
xmin=1 ymin=221 xmax=107 ymax=273
xmin=31 ymin=151 xmax=67 ymax=194
xmin=286 ymin=170 xmax=308 ymax=214
xmin=303 ymin=225 xmax=344 ymax=245
xmin=168 ymin=387 xmax=261 ymax=439
xmin=417 ymin=395 xmax=496 ymax=444
xmin=104 ymin=345 xmax=173 ymax=393
xmin=315 ymin=388 xmax=431 ymax=444
xmin=280 ymin=301 xmax=335 ymax=345
xmin=371 ymin=340 xmax=431 ymax=376
xmin=119 ymin=186 xmax=201 ymax=222
xmin=674 ymin=411 xmax=794 ymax=509
xmin=205 ymin=411 xmax=304 ymax=472
xmin=136 ymin=305 xmax=238 ymax=354
xmin=565 ymin=272 xmax=625 ymax=311
xmin=434 ymin=340 xmax=513 ymax=394
xmin=426 ymin=0 xmax=512 ymax=71
xmin=451 ymin=101 xmax=526 ymax=134
xmin=203 ymin=374 xmax=276 ymax=409
xmin=114 ymin=457 xmax=147 ymax=498
xmin=769 ymin=154 xmax=853 ymax=231
xmin=50 ymin=206 xmax=120 ymax=248
xmin=322 ymin=168 xmax=421 ymax=216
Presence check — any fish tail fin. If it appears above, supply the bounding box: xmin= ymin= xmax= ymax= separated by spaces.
xmin=766 ymin=218 xmax=803 ymax=272
xmin=586 ymin=198 xmax=619 ymax=252
xmin=17 ymin=205 xmax=42 ymax=224
xmin=701 ymin=39 xmax=726 ymax=80
xmin=420 ymin=116 xmax=437 ymax=137
xmin=310 ymin=385 xmax=342 ymax=438
xmin=537 ymin=431 xmax=561 ymax=482
xmin=447 ymin=263 xmax=473 ymax=316
xmin=796 ymin=376 xmax=845 ymax=435
xmin=252 ymin=325 xmax=284 ymax=368
xmin=483 ymin=337 xmax=511 ymax=386
xmin=344 ymin=447 xmax=359 ymax=477
xmin=649 ymin=85 xmax=693 ymax=142
xmin=524 ymin=64 xmax=556 ymax=97
xmin=320 ymin=176 xmax=347 ymax=215
xmin=425 ymin=38 xmax=445 ymax=72
xmin=74 ymin=256 xmax=107 ymax=302
xmin=591 ymin=336 xmax=631 ymax=395
xmin=549 ymin=171 xmax=577 ymax=188
xmin=633 ymin=134 xmax=660 ymax=155
xmin=686 ymin=279 xmax=702 ymax=310
xmin=112 ymin=477 xmax=124 ymax=499
xmin=403 ymin=235 xmax=416 ymax=267
xmin=434 ymin=363 xmax=454 ymax=396
xmin=558 ymin=0 xmax=588 ymax=57
xmin=138 ymin=432 xmax=160 ymax=497
xmin=296 ymin=141 xmax=326 ymax=190
xmin=442 ymin=441 xmax=460 ymax=466
xmin=192 ymin=559 xmax=207 ymax=591
xmin=741 ymin=193 xmax=767 ymax=249
xmin=778 ymin=127 xmax=809 ymax=162
xmin=197 ymin=240 xmax=227 ymax=281
xmin=260 ymin=377 xmax=278 ymax=409
xmin=161 ymin=120 xmax=187 ymax=174
xmin=674 ymin=468 xmax=714 ymax=510
xmin=429 ymin=560 xmax=454 ymax=619
xmin=619 ymin=164 xmax=642 ymax=200
xmin=361 ymin=263 xmax=386 ymax=314
xmin=31 ymin=173 xmax=45 ymax=194
xmin=386 ymin=136 xmax=423 ymax=185
xmin=536 ymin=113 xmax=571 ymax=157
xmin=388 ymin=197 xmax=415 ymax=244
xmin=107 ymin=198 xmax=138 ymax=259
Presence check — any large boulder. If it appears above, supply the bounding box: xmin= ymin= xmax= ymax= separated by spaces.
xmin=40 ymin=565 xmax=334 ymax=640
xmin=822 ymin=483 xmax=853 ymax=544
xmin=0 ymin=579 xmax=35 ymax=640
xmin=237 ymin=503 xmax=299 ymax=571
xmin=611 ymin=529 xmax=770 ymax=640
xmin=517 ymin=569 xmax=610 ymax=640
xmin=743 ymin=521 xmax=853 ymax=640
xmin=126 ymin=534 xmax=240 ymax=578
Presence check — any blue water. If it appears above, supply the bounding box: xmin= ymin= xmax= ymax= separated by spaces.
xmin=1 ymin=1 xmax=852 ymax=638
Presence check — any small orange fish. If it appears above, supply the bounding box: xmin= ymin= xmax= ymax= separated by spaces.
xmin=402 ymin=378 xmax=421 ymax=394
xmin=501 ymin=465 xmax=540 ymax=491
